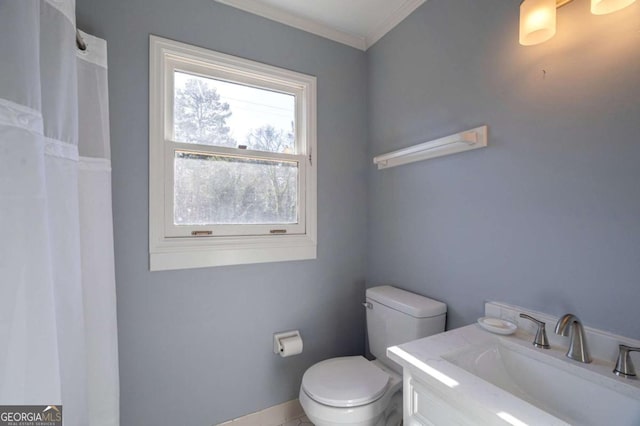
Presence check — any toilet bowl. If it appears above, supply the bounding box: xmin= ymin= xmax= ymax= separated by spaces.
xmin=299 ymin=357 xmax=402 ymax=426
xmin=298 ymin=286 xmax=447 ymax=426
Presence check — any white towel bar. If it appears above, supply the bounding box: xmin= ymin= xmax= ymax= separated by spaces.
xmin=373 ymin=125 xmax=488 ymax=170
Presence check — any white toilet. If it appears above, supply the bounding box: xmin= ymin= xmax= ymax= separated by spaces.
xmin=299 ymin=285 xmax=447 ymax=426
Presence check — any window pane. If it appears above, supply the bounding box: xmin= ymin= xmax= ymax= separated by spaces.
xmin=174 ymin=151 xmax=299 ymax=225
xmin=173 ymin=71 xmax=296 ymax=153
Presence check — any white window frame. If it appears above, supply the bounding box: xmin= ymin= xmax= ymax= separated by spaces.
xmin=149 ymin=35 xmax=317 ymax=271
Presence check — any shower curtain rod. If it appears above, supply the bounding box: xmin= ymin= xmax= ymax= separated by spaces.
xmin=76 ymin=29 xmax=87 ymax=51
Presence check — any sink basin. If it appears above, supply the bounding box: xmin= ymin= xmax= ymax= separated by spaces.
xmin=443 ymin=339 xmax=640 ymax=426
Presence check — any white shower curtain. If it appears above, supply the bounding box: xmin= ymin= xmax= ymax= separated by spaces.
xmin=0 ymin=1 xmax=119 ymax=425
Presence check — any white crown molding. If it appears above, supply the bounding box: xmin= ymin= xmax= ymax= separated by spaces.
xmin=214 ymin=0 xmax=428 ymax=51
xmin=365 ymin=0 xmax=427 ymax=49
xmin=215 ymin=0 xmax=367 ymax=50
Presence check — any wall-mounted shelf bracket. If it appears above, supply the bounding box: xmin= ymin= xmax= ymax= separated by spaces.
xmin=373 ymin=125 xmax=488 ymax=170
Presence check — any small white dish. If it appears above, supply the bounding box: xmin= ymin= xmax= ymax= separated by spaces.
xmin=477 ymin=317 xmax=517 ymax=335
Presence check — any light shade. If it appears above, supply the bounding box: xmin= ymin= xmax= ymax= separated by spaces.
xmin=520 ymin=0 xmax=557 ymax=45
xmin=591 ymin=0 xmax=636 ymax=14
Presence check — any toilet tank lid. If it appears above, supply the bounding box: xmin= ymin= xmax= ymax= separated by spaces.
xmin=366 ymin=285 xmax=446 ymax=318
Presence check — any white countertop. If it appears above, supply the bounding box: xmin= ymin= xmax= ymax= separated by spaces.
xmin=387 ymin=322 xmax=640 ymax=426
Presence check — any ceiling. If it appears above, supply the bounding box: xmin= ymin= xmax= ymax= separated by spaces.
xmin=215 ymin=0 xmax=427 ymax=50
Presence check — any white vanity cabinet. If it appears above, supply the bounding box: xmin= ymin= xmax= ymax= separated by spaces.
xmin=388 ymin=301 xmax=640 ymax=426
xmin=400 ymin=367 xmax=499 ymax=426
xmin=403 ymin=372 xmax=473 ymax=425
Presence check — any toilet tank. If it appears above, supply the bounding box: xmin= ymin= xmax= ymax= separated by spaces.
xmin=366 ymin=286 xmax=446 ymax=372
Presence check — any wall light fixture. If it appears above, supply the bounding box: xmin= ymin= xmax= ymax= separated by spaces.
xmin=519 ymin=0 xmax=637 ymax=45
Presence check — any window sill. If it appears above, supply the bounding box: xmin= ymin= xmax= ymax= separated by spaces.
xmin=149 ymin=234 xmax=316 ymax=271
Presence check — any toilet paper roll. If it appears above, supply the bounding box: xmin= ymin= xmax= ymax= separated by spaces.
xmin=279 ymin=335 xmax=303 ymax=357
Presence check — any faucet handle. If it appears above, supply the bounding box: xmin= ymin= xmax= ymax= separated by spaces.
xmin=519 ymin=314 xmax=550 ymax=349
xmin=614 ymin=344 xmax=640 ymax=379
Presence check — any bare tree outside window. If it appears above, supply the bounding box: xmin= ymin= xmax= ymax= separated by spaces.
xmin=245 ymin=125 xmax=297 ymax=220
xmin=174 ymin=76 xmax=235 ymax=147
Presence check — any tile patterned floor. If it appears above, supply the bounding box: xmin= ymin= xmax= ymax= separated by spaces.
xmin=280 ymin=415 xmax=312 ymax=426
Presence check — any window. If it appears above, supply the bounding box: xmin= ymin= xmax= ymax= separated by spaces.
xmin=149 ymin=36 xmax=317 ymax=270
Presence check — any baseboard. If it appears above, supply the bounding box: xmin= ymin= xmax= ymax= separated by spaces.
xmin=216 ymin=399 xmax=304 ymax=426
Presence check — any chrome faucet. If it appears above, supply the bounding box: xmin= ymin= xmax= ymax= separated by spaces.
xmin=555 ymin=314 xmax=592 ymax=363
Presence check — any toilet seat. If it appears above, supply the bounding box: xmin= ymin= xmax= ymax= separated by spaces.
xmin=301 ymin=356 xmax=390 ymax=407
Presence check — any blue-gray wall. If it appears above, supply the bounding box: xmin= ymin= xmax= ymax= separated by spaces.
xmin=367 ymin=0 xmax=640 ymax=338
xmin=76 ymin=1 xmax=368 ymax=425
